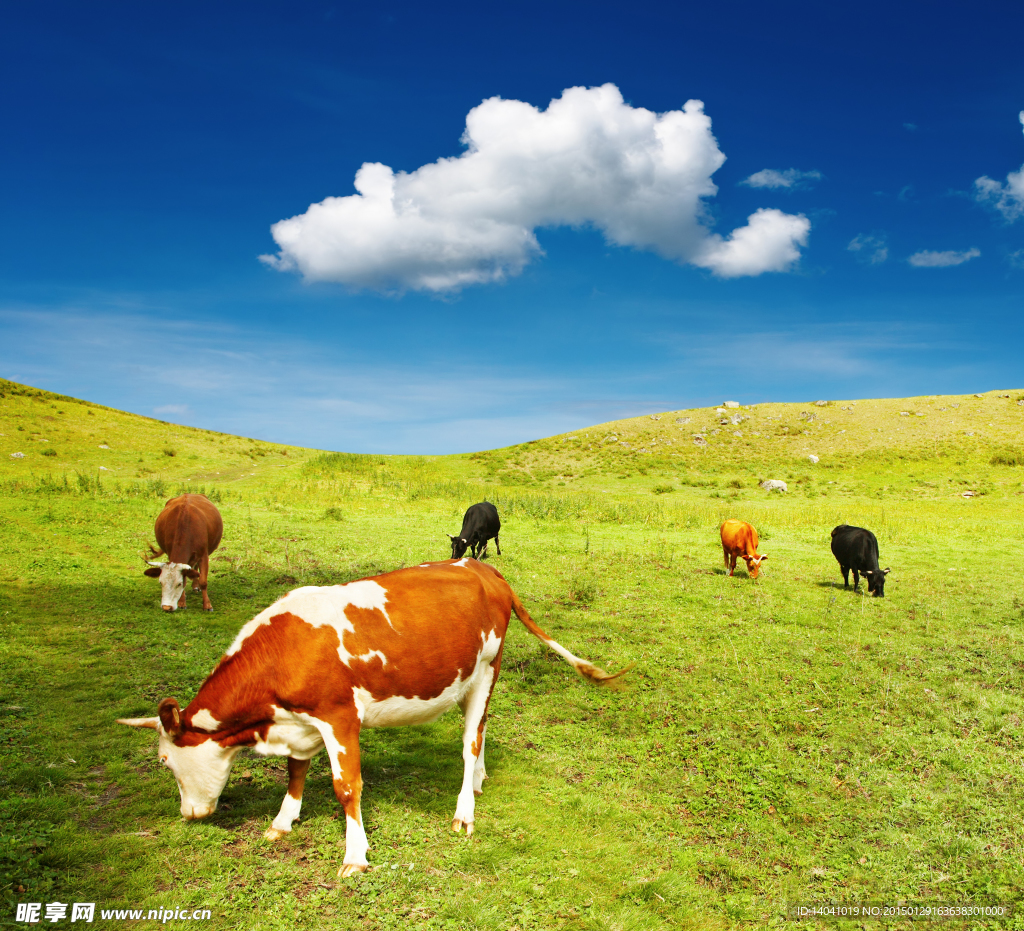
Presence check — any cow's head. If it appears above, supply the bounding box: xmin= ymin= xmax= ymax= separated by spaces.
xmin=864 ymin=567 xmax=890 ymax=597
xmin=118 ymin=698 xmax=237 ymax=820
xmin=448 ymin=535 xmax=469 ymax=559
xmin=742 ymin=554 xmax=768 ymax=579
xmin=144 ymin=560 xmax=198 ymax=611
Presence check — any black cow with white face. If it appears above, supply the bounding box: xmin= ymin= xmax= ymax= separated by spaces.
xmin=449 ymin=502 xmax=501 ymax=560
xmin=830 ymin=525 xmax=890 ymax=597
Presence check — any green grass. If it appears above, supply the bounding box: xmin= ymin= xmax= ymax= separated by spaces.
xmin=2 ymin=378 xmax=1023 ymax=929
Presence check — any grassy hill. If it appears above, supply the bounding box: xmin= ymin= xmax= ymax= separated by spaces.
xmin=1 ymin=377 xmax=1022 ymax=928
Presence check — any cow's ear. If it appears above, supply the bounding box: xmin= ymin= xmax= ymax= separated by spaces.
xmin=158 ymin=698 xmax=184 ymax=738
xmin=144 ymin=567 xmax=161 ymax=578
xmin=117 ymin=716 xmax=159 ymax=730
xmin=759 ymin=554 xmax=768 ymax=561
xmin=184 ymin=568 xmax=200 ymax=579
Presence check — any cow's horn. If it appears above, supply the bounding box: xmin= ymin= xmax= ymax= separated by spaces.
xmin=883 ymin=567 xmax=890 ymax=575
xmin=146 ymin=560 xmax=164 ymax=568
xmin=117 ymin=716 xmax=160 ymax=730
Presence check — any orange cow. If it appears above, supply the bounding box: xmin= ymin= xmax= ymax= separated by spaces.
xmin=720 ymin=519 xmax=768 ymax=578
xmin=119 ymin=560 xmax=630 ymax=876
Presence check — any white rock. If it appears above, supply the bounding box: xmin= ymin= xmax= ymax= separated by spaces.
xmin=99 ymin=444 xmax=110 ymax=449
xmin=10 ymin=452 xmax=25 ymax=459
xmin=760 ymin=479 xmax=788 ymax=492
xmin=808 ymin=454 xmax=819 ymax=463
xmin=675 ymin=417 xmax=690 ymax=424
xmin=724 ymin=401 xmax=739 ymax=408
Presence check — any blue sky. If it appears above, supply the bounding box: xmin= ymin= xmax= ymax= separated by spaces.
xmin=1 ymin=1 xmax=1022 ymax=453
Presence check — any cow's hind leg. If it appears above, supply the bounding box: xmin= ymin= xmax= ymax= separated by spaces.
xmin=494 ymin=534 xmax=501 ymax=555
xmin=453 ymin=658 xmax=500 ymax=835
xmin=265 ymin=756 xmax=312 ymax=840
xmin=311 ymin=710 xmax=368 ymax=877
xmin=841 ymin=565 xmax=850 ymax=588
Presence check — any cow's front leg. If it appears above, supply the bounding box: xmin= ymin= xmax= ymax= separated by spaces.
xmin=199 ymin=554 xmax=213 ymax=611
xmin=852 ymin=569 xmax=861 ymax=591
xmin=453 ymin=659 xmax=499 ymax=835
xmin=265 ymin=756 xmax=312 ymax=841
xmin=314 ymin=711 xmax=367 ymax=877
xmin=478 ymin=540 xmax=489 ymax=560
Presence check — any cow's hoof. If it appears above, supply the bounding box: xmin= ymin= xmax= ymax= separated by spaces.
xmin=338 ymin=862 xmax=368 ymax=878
xmin=452 ymin=818 xmax=474 ymax=836
xmin=263 ymin=827 xmax=287 ymax=841
xmin=204 ymin=606 xmax=213 ymax=612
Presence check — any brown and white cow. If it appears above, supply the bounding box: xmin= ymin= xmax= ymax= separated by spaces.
xmin=143 ymin=493 xmax=224 ymax=612
xmin=118 ymin=559 xmax=628 ymax=877
xmin=720 ymin=518 xmax=768 ymax=578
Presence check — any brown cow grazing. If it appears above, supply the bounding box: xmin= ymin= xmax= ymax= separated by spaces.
xmin=720 ymin=519 xmax=768 ymax=578
xmin=118 ymin=559 xmax=630 ymax=877
xmin=144 ymin=494 xmax=223 ymax=612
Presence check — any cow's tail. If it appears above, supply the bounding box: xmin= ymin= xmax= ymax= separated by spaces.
xmin=509 ymin=590 xmax=633 ymax=685
xmin=146 ymin=543 xmax=165 ymax=560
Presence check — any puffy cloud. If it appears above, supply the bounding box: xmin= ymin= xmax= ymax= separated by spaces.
xmin=848 ymin=234 xmax=888 ymax=265
xmin=739 ymin=168 xmax=821 ymax=189
xmin=693 ymin=208 xmax=810 ymax=278
xmin=262 ymin=84 xmax=811 ymax=292
xmin=907 ymin=248 xmax=980 ymax=268
xmin=972 ymin=111 xmax=1024 ymax=222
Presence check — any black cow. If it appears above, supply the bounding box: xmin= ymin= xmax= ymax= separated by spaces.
xmin=830 ymin=525 xmax=889 ymax=597
xmin=449 ymin=502 xmax=501 ymax=560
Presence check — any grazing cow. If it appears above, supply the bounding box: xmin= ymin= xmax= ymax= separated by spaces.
xmin=449 ymin=501 xmax=501 ymax=560
xmin=830 ymin=525 xmax=889 ymax=597
xmin=143 ymin=494 xmax=223 ymax=612
xmin=720 ymin=519 xmax=768 ymax=578
xmin=118 ymin=560 xmax=628 ymax=877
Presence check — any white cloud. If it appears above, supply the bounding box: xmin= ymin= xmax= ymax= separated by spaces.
xmin=154 ymin=404 xmax=189 ymax=415
xmin=692 ymin=208 xmax=810 ymax=278
xmin=907 ymin=248 xmax=980 ymax=268
xmin=848 ymin=234 xmax=888 ymax=264
xmin=739 ymin=168 xmax=822 ymax=190
xmin=972 ymin=111 xmax=1024 ymax=221
xmin=261 ymin=84 xmax=810 ymax=291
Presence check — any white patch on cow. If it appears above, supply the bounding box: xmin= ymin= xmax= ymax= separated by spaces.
xmin=452 ymin=558 xmax=470 ymax=568
xmin=190 ymin=708 xmax=221 ymax=732
xmin=343 ymin=814 xmax=370 ymax=873
xmin=354 ymin=649 xmax=388 ymax=665
xmin=225 ymin=581 xmax=394 ymax=664
xmin=269 ymin=791 xmax=303 ymax=835
xmin=252 ymin=707 xmax=328 ymax=759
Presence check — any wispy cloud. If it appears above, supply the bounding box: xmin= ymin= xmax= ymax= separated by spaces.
xmin=261 ymin=84 xmax=811 ymax=290
xmin=907 ymin=248 xmax=980 ymax=268
xmin=972 ymin=111 xmax=1024 ymax=222
xmin=848 ymin=234 xmax=888 ymax=265
xmin=153 ymin=404 xmax=189 ymax=416
xmin=739 ymin=168 xmax=822 ymax=190
xmin=903 ymin=122 xmax=918 ymax=131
